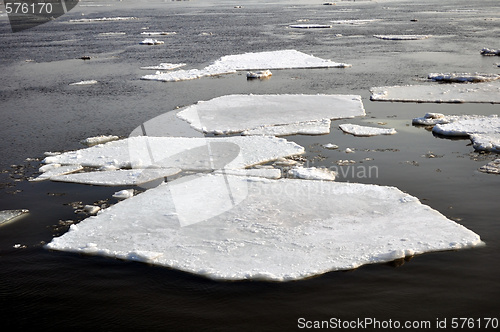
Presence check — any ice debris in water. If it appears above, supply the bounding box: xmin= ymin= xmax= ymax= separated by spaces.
xmin=246 ymin=70 xmax=272 ymax=79
xmin=112 ymin=189 xmax=134 ymax=200
xmin=176 ymin=94 xmax=365 ymax=135
xmin=374 ymin=35 xmax=431 ymax=40
xmin=289 ymin=24 xmax=332 ymax=29
xmin=140 ymin=63 xmax=186 ymax=70
xmin=140 ymin=31 xmax=176 ymax=36
xmin=69 ymin=17 xmax=138 ymax=23
xmin=288 ymin=167 xmax=336 ymax=181
xmin=80 ymin=135 xmax=119 ymax=146
xmin=330 ymin=19 xmax=380 ymax=25
xmin=339 ymin=124 xmax=397 ymax=136
xmin=242 ymin=119 xmax=331 ymax=136
xmin=0 ymin=210 xmax=29 ymax=226
xmin=141 ymin=50 xmax=351 ymax=82
xmin=428 ymin=73 xmax=500 ymax=83
xmin=69 ymin=80 xmax=98 ymax=86
xmin=139 ymin=39 xmax=164 ymax=45
xmin=323 ymin=143 xmax=339 ymax=150
xmin=45 ymin=174 xmax=482 ymax=281
xmin=480 ymin=48 xmax=500 ymax=56
xmin=479 ymin=159 xmax=500 ymax=174
xmin=371 ymin=80 xmax=500 ymax=103
xmin=31 ymin=165 xmax=83 ymax=182
xmin=470 ymin=133 xmax=500 ymax=153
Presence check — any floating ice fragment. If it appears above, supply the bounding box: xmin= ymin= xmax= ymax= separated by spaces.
xmin=45 ymin=175 xmax=482 ymax=281
xmin=177 ymin=94 xmax=364 ymax=135
xmin=140 ymin=39 xmax=164 ymax=45
xmin=470 ymin=133 xmax=500 ymax=153
xmin=70 ymin=17 xmax=137 ymax=23
xmin=330 ymin=19 xmax=380 ymax=25
xmin=214 ymin=168 xmax=282 ymax=179
xmin=339 ymin=124 xmax=397 ymax=136
xmin=246 ymin=70 xmax=272 ymax=79
xmin=83 ymin=205 xmax=100 ymax=215
xmin=371 ymin=80 xmax=500 ymax=103
xmin=323 ymin=143 xmax=339 ymax=150
xmin=31 ymin=165 xmax=83 ymax=182
xmin=0 ymin=210 xmax=29 ymax=226
xmin=432 ymin=115 xmax=499 ymax=137
xmin=80 ymin=135 xmax=119 ymax=146
xmin=289 ymin=24 xmax=332 ymax=29
xmin=480 ymin=48 xmax=500 ymax=56
xmin=140 ymin=31 xmax=176 ymax=36
xmin=141 ymin=50 xmax=351 ymax=82
xmin=242 ymin=119 xmax=331 ymax=136
xmin=288 ymin=167 xmax=336 ymax=181
xmin=428 ymin=73 xmax=500 ymax=83
xmin=374 ymin=35 xmax=431 ymax=40
xmin=69 ymin=80 xmax=98 ymax=86
xmin=479 ymin=159 xmax=500 ymax=174
xmin=113 ymin=189 xmax=134 ymax=199
xmin=140 ymin=63 xmax=186 ymax=70
xmin=345 ymin=148 xmax=355 ymax=153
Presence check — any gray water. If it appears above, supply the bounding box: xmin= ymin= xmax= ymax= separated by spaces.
xmin=1 ymin=0 xmax=499 ymax=330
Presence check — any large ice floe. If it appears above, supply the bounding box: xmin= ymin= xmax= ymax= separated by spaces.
xmin=176 ymin=94 xmax=365 ymax=135
xmin=339 ymin=124 xmax=397 ymax=136
xmin=141 ymin=50 xmax=351 ymax=82
xmin=45 ymin=174 xmax=482 ymax=281
xmin=371 ymin=80 xmax=500 ymax=103
xmin=428 ymin=73 xmax=500 ymax=83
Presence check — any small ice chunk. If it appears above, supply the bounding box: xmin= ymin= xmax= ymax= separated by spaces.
xmin=50 ymin=168 xmax=181 ymax=186
xmin=177 ymin=94 xmax=364 ymax=135
xmin=480 ymin=48 xmax=500 ymax=56
xmin=0 ymin=210 xmax=29 ymax=226
xmin=330 ymin=19 xmax=380 ymax=25
xmin=140 ymin=63 xmax=186 ymax=70
xmin=140 ymin=31 xmax=176 ymax=36
xmin=139 ymin=39 xmax=164 ymax=45
xmin=339 ymin=124 xmax=397 ymax=136
xmin=246 ymin=70 xmax=272 ymax=79
xmin=432 ymin=115 xmax=499 ymax=137
xmin=80 ymin=135 xmax=119 ymax=146
xmin=242 ymin=119 xmax=332 ymax=136
xmin=428 ymin=73 xmax=500 ymax=83
xmin=470 ymin=133 xmax=500 ymax=153
xmin=31 ymin=165 xmax=83 ymax=182
xmin=289 ymin=24 xmax=332 ymax=29
xmin=70 ymin=17 xmax=137 ymax=23
xmin=83 ymin=205 xmax=100 ymax=215
xmin=214 ymin=168 xmax=282 ymax=179
xmin=412 ymin=113 xmax=462 ymax=126
xmin=479 ymin=159 xmax=500 ymax=174
xmin=374 ymin=35 xmax=431 ymax=40
xmin=323 ymin=143 xmax=339 ymax=150
xmin=345 ymin=148 xmax=355 ymax=153
xmin=69 ymin=80 xmax=98 ymax=86
xmin=112 ymin=189 xmax=134 ymax=199
xmin=288 ymin=167 xmax=336 ymax=181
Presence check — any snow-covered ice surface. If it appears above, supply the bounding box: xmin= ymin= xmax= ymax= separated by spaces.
xmin=432 ymin=115 xmax=500 ymax=137
xmin=288 ymin=167 xmax=336 ymax=181
xmin=471 ymin=134 xmax=500 ymax=153
xmin=479 ymin=159 xmax=500 ymax=174
xmin=80 ymin=135 xmax=120 ymax=146
xmin=45 ymin=175 xmax=482 ymax=281
xmin=242 ymin=119 xmax=331 ymax=136
xmin=139 ymin=39 xmax=164 ymax=45
xmin=177 ymin=94 xmax=364 ymax=135
xmin=43 ymin=136 xmax=305 ymax=172
xmin=69 ymin=80 xmax=98 ymax=86
xmin=140 ymin=63 xmax=186 ymax=70
xmin=289 ymin=24 xmax=332 ymax=29
xmin=141 ymin=50 xmax=351 ymax=82
xmin=374 ymin=35 xmax=431 ymax=40
xmin=0 ymin=210 xmax=29 ymax=226
xmin=31 ymin=165 xmax=83 ymax=182
xmin=214 ymin=168 xmax=282 ymax=179
xmin=51 ymin=168 xmax=182 ymax=186
xmin=339 ymin=124 xmax=397 ymax=137
xmin=428 ymin=73 xmax=500 ymax=83
xmin=371 ymin=80 xmax=500 ymax=104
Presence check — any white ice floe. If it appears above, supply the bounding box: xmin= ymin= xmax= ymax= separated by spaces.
xmin=113 ymin=189 xmax=134 ymax=200
xmin=288 ymin=167 xmax=336 ymax=181
xmin=214 ymin=168 xmax=282 ymax=179
xmin=98 ymin=32 xmax=126 ymax=36
xmin=412 ymin=113 xmax=450 ymax=126
xmin=339 ymin=124 xmax=397 ymax=136
xmin=330 ymin=19 xmax=380 ymax=25
xmin=432 ymin=115 xmax=499 ymax=137
xmin=80 ymin=135 xmax=120 ymax=146
xmin=43 ymin=136 xmax=304 ymax=172
xmin=177 ymin=94 xmax=364 ymax=135
xmin=45 ymin=174 xmax=482 ymax=281
xmin=140 ymin=63 xmax=186 ymax=70
xmin=242 ymin=119 xmax=331 ymax=136
xmin=480 ymin=48 xmax=500 ymax=56
xmin=289 ymin=24 xmax=332 ymax=29
xmin=83 ymin=205 xmax=100 ymax=215
xmin=479 ymin=159 xmax=500 ymax=174
xmin=470 ymin=133 xmax=500 ymax=153
xmin=69 ymin=80 xmax=98 ymax=86
xmin=70 ymin=17 xmax=137 ymax=23
xmin=0 ymin=210 xmax=29 ymax=226
xmin=141 ymin=50 xmax=351 ymax=82
xmin=139 ymin=39 xmax=164 ymax=45
xmin=371 ymin=80 xmax=500 ymax=103
xmin=428 ymin=73 xmax=500 ymax=83
xmin=246 ymin=70 xmax=272 ymax=79
xmin=51 ymin=168 xmax=181 ymax=186
xmin=31 ymin=165 xmax=83 ymax=182
xmin=323 ymin=143 xmax=339 ymax=150
xmin=374 ymin=35 xmax=431 ymax=40
xmin=140 ymin=31 xmax=176 ymax=36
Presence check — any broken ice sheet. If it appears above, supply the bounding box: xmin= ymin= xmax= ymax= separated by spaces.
xmin=288 ymin=167 xmax=336 ymax=181
xmin=177 ymin=94 xmax=365 ymax=135
xmin=43 ymin=136 xmax=305 ymax=172
xmin=69 ymin=17 xmax=138 ymax=23
xmin=289 ymin=24 xmax=332 ymax=29
xmin=432 ymin=115 xmax=499 ymax=137
xmin=31 ymin=165 xmax=83 ymax=182
xmin=479 ymin=159 xmax=500 ymax=174
xmin=69 ymin=80 xmax=98 ymax=86
xmin=371 ymin=80 xmax=500 ymax=104
xmin=428 ymin=73 xmax=500 ymax=83
xmin=80 ymin=135 xmax=119 ymax=146
xmin=141 ymin=50 xmax=351 ymax=82
xmin=0 ymin=210 xmax=29 ymax=226
xmin=471 ymin=133 xmax=500 ymax=153
xmin=46 ymin=175 xmax=482 ymax=281
xmin=140 ymin=63 xmax=186 ymax=70
xmin=339 ymin=124 xmax=397 ymax=137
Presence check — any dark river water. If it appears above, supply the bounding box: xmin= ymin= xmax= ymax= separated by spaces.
xmin=1 ymin=0 xmax=499 ymax=330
